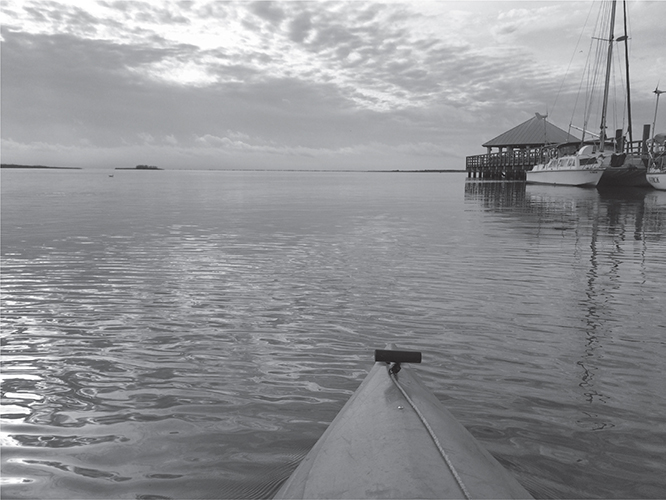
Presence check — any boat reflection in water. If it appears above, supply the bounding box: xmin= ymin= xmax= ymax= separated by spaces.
xmin=464 ymin=180 xmax=664 ymax=240
xmin=464 ymin=179 xmax=664 ymax=435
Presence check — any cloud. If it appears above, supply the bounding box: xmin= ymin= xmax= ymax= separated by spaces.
xmin=2 ymin=0 xmax=664 ymax=171
xmin=101 ymin=1 xmax=190 ymax=25
xmin=287 ymin=10 xmax=313 ymax=44
xmin=248 ymin=1 xmax=285 ymax=26
xmin=1 ymin=1 xmax=573 ymax=114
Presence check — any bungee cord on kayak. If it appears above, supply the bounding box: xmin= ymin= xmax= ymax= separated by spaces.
xmin=387 ymin=362 xmax=472 ymax=500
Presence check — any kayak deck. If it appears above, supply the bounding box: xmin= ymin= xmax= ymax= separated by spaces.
xmin=274 ymin=348 xmax=532 ymax=499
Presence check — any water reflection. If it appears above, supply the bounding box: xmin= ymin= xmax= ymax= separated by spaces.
xmin=2 ymin=171 xmax=665 ymax=499
xmin=464 ymin=180 xmax=665 ymax=432
xmin=464 ymin=180 xmax=665 ymax=243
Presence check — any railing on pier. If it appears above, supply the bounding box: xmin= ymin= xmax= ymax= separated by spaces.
xmin=466 ymin=148 xmax=546 ymax=180
xmin=624 ymin=138 xmax=645 ymax=155
xmin=466 ymin=137 xmax=649 ymax=180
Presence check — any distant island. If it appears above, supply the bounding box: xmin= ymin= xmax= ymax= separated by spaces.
xmin=115 ymin=165 xmax=163 ymax=170
xmin=1 ymin=163 xmax=81 ymax=169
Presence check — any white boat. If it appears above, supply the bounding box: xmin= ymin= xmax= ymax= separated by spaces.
xmin=274 ymin=347 xmax=533 ymax=499
xmin=646 ymin=171 xmax=666 ymax=190
xmin=526 ymin=145 xmax=606 ymax=187
xmin=646 ymin=146 xmax=666 ymax=190
xmin=646 ymin=89 xmax=666 ymax=190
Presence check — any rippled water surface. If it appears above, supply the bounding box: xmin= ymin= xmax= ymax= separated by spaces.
xmin=2 ymin=169 xmax=665 ymax=499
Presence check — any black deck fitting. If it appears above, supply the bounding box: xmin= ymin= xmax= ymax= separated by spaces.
xmin=375 ymin=349 xmax=422 ymax=364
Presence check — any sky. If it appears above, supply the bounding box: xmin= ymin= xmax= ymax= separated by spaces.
xmin=1 ymin=0 xmax=665 ymax=171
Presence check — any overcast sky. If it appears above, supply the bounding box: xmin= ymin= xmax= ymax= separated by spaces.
xmin=1 ymin=0 xmax=664 ymax=170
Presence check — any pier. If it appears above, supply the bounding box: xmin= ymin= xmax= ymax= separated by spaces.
xmin=466 ymin=148 xmax=544 ymax=180
xmin=466 ymin=115 xmax=652 ymax=180
xmin=466 ymin=113 xmax=576 ymax=180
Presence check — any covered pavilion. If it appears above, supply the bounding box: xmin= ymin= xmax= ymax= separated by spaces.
xmin=466 ymin=113 xmax=579 ymax=179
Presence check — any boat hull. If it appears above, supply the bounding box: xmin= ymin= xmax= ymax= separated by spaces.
xmin=274 ymin=356 xmax=532 ymax=499
xmin=526 ymin=168 xmax=604 ymax=186
xmin=646 ymin=152 xmax=666 ymax=190
xmin=646 ymin=172 xmax=666 ymax=190
xmin=598 ymin=158 xmax=650 ymax=187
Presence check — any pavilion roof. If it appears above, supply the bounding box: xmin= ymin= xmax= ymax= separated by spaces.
xmin=482 ymin=113 xmax=579 ymax=148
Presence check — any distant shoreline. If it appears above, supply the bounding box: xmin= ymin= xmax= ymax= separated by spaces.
xmin=115 ymin=165 xmax=163 ymax=170
xmin=1 ymin=164 xmax=81 ymax=170
xmin=1 ymin=163 xmax=464 ymax=173
xmin=181 ymin=168 xmax=466 ymax=173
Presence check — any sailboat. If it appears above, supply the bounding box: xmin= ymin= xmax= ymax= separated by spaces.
xmin=597 ymin=0 xmax=649 ymax=187
xmin=646 ymin=88 xmax=666 ymax=190
xmin=527 ymin=0 xmax=640 ymax=187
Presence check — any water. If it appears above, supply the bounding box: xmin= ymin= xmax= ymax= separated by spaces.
xmin=1 ymin=169 xmax=665 ymax=499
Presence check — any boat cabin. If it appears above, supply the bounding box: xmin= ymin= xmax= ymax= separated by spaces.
xmin=534 ymin=145 xmax=601 ymax=172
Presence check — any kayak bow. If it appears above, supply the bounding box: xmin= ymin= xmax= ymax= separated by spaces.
xmin=274 ymin=347 xmax=532 ymax=499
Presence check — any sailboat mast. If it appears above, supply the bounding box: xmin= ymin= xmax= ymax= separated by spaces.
xmin=621 ymin=0 xmax=633 ymax=145
xmin=652 ymin=87 xmax=664 ymax=154
xmin=599 ymin=0 xmax=618 ymax=152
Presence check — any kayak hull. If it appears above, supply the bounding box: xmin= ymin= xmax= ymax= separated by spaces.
xmin=274 ymin=357 xmax=532 ymax=499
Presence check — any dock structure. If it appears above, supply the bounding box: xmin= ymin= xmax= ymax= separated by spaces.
xmin=466 ymin=114 xmax=578 ymax=179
